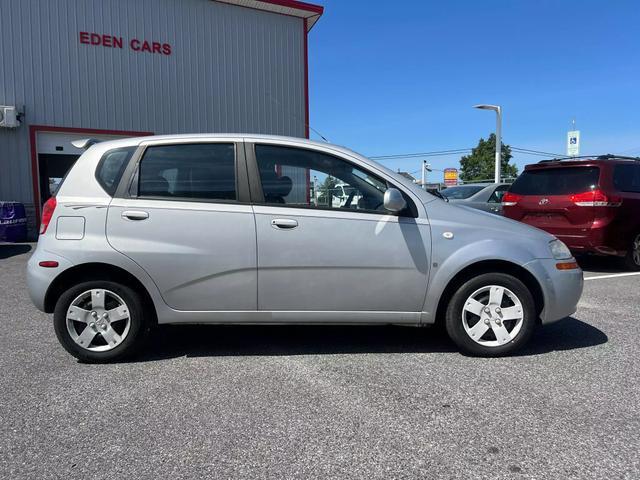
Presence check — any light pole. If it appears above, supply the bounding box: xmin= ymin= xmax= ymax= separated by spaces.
xmin=474 ymin=104 xmax=502 ymax=183
xmin=420 ymin=161 xmax=432 ymax=189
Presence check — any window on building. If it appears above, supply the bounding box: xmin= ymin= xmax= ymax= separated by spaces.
xmin=138 ymin=144 xmax=236 ymax=201
xmin=613 ymin=164 xmax=640 ymax=193
xmin=254 ymin=145 xmax=391 ymax=213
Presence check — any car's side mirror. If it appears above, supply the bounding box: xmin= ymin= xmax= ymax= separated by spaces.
xmin=383 ymin=188 xmax=407 ymax=213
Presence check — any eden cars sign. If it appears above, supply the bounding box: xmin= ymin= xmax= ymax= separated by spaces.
xmin=79 ymin=32 xmax=172 ymax=56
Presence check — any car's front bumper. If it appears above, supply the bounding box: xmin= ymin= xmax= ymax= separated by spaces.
xmin=524 ymin=258 xmax=584 ymax=324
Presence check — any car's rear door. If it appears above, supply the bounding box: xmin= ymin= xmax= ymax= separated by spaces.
xmin=246 ymin=141 xmax=430 ymax=319
xmin=106 ymin=139 xmax=257 ymax=311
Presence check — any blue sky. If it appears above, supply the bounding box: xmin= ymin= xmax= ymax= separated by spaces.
xmin=307 ymin=0 xmax=640 ymax=179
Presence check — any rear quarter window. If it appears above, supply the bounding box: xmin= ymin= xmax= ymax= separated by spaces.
xmin=510 ymin=167 xmax=600 ymax=195
xmin=613 ymin=164 xmax=640 ymax=193
xmin=96 ymin=147 xmax=137 ymax=196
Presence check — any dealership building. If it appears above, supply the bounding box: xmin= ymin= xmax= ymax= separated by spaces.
xmin=0 ymin=0 xmax=323 ymax=236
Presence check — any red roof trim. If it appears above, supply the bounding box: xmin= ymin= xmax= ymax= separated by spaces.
xmin=214 ymin=0 xmax=324 ymax=30
xmin=257 ymin=0 xmax=323 ymax=15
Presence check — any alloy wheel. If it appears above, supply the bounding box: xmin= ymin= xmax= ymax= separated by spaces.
xmin=66 ymin=289 xmax=131 ymax=352
xmin=461 ymin=285 xmax=524 ymax=347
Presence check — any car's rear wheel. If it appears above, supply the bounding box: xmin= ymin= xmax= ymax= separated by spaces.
xmin=53 ymin=281 xmax=148 ymax=363
xmin=445 ymin=273 xmax=536 ymax=356
xmin=624 ymin=233 xmax=640 ymax=271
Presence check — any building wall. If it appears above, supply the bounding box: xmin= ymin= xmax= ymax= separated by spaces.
xmin=0 ymin=0 xmax=306 ymax=212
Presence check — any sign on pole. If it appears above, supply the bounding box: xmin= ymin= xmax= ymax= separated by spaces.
xmin=444 ymin=168 xmax=458 ymax=186
xmin=567 ymin=130 xmax=580 ymax=156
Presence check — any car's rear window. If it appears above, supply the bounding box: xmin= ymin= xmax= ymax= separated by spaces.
xmin=96 ymin=147 xmax=137 ymax=196
xmin=441 ymin=185 xmax=485 ymax=199
xmin=509 ymin=166 xmax=600 ymax=195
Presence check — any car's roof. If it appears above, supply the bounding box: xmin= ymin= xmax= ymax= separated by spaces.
xmin=525 ymin=156 xmax=640 ymax=170
xmin=87 ymin=133 xmax=341 ymax=151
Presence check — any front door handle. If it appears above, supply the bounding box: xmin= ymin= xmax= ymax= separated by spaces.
xmin=122 ymin=210 xmax=149 ymax=221
xmin=271 ymin=218 xmax=298 ymax=230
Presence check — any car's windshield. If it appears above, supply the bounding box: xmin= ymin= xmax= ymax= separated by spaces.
xmin=441 ymin=185 xmax=484 ymax=199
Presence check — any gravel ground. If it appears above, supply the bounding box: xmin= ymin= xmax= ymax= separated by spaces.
xmin=1 ymin=244 xmax=638 ymax=479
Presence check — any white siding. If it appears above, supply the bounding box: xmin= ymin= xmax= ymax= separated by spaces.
xmin=0 ymin=0 xmax=306 ymax=207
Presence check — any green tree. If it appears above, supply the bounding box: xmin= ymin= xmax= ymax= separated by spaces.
xmin=459 ymin=134 xmax=518 ymax=182
xmin=316 ymin=175 xmax=338 ymax=205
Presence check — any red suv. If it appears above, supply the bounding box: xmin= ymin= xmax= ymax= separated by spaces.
xmin=503 ymin=155 xmax=640 ymax=270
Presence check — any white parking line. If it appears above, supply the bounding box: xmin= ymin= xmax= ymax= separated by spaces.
xmin=584 ymin=272 xmax=640 ymax=281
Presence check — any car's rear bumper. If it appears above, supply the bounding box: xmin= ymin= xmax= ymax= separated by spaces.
xmin=554 ymin=227 xmax=624 ymax=256
xmin=524 ymin=258 xmax=584 ymax=324
xmin=26 ymin=245 xmax=74 ymax=312
xmin=525 ymin=224 xmax=625 ymax=256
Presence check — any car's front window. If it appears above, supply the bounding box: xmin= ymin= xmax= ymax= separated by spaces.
xmin=254 ymin=144 xmax=394 ymax=213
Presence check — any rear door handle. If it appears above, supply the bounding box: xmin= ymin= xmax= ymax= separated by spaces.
xmin=122 ymin=210 xmax=149 ymax=221
xmin=271 ymin=218 xmax=298 ymax=230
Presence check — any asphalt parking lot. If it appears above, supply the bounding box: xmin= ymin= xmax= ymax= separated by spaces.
xmin=1 ymin=244 xmax=639 ymax=480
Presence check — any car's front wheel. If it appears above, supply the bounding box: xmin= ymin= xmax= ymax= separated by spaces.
xmin=445 ymin=273 xmax=536 ymax=356
xmin=53 ymin=281 xmax=148 ymax=362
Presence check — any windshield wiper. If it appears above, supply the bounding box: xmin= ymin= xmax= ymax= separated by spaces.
xmin=429 ymin=190 xmax=449 ymax=202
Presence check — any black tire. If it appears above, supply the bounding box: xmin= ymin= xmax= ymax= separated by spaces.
xmin=445 ymin=273 xmax=537 ymax=357
xmin=623 ymin=233 xmax=640 ymax=271
xmin=53 ymin=281 xmax=148 ymax=363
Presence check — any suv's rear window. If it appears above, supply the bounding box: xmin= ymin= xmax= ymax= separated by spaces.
xmin=96 ymin=147 xmax=137 ymax=196
xmin=510 ymin=166 xmax=600 ymax=195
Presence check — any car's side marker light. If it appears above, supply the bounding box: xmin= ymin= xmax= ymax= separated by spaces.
xmin=39 ymin=261 xmax=59 ymax=268
xmin=555 ymin=261 xmax=579 ymax=270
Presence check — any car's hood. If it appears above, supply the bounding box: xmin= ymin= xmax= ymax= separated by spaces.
xmin=452 ymin=203 xmax=553 ymax=238
xmin=425 ymin=201 xmax=558 ymax=259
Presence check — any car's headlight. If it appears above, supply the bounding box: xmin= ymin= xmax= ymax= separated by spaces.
xmin=549 ymin=239 xmax=572 ymax=260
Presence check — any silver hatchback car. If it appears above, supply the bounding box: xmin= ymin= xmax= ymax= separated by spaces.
xmin=27 ymin=134 xmax=583 ymax=362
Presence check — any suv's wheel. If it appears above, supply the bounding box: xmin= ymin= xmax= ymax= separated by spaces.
xmin=624 ymin=233 xmax=640 ymax=271
xmin=53 ymin=281 xmax=148 ymax=362
xmin=445 ymin=273 xmax=536 ymax=357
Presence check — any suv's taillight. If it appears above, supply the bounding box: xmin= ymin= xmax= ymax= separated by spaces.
xmin=570 ymin=189 xmax=622 ymax=207
xmin=40 ymin=197 xmax=57 ymax=234
xmin=502 ymin=192 xmax=522 ymax=206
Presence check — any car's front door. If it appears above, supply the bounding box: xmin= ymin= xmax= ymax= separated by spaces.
xmin=247 ymin=142 xmax=431 ymax=318
xmin=106 ymin=140 xmax=257 ymax=311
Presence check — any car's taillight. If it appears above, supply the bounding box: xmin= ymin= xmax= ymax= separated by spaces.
xmin=570 ymin=189 xmax=622 ymax=207
xmin=502 ymin=192 xmax=522 ymax=206
xmin=40 ymin=197 xmax=57 ymax=234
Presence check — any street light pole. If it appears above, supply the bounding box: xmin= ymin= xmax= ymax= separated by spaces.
xmin=474 ymin=104 xmax=502 ymax=183
xmin=420 ymin=161 xmax=431 ymax=189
